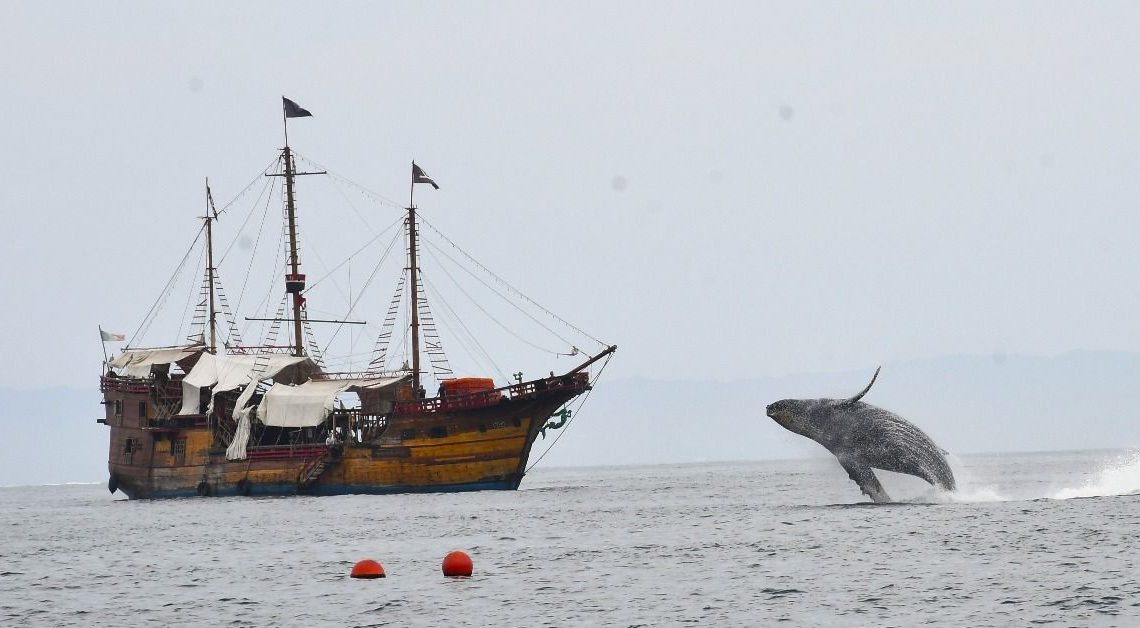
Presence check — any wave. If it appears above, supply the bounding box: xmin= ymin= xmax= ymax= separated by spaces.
xmin=905 ymin=451 xmax=1140 ymax=503
xmin=0 ymin=481 xmax=101 ymax=489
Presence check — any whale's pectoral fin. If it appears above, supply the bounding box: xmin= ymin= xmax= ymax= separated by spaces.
xmin=837 ymin=456 xmax=891 ymax=503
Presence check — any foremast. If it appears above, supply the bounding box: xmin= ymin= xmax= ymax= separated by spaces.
xmin=204 ymin=179 xmax=219 ymax=354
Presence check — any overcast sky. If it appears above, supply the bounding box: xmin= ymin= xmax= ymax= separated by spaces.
xmin=4 ymin=2 xmax=1140 ymax=391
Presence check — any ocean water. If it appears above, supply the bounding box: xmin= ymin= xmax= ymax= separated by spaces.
xmin=2 ymin=450 xmax=1139 ymax=626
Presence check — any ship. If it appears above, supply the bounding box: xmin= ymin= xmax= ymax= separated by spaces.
xmin=98 ymin=98 xmax=615 ymax=499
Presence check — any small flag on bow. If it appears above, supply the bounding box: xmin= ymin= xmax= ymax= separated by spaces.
xmin=412 ymin=162 xmax=440 ymax=190
xmin=282 ymin=97 xmax=313 ymax=118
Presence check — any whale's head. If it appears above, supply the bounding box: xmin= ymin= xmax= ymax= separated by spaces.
xmin=766 ymin=398 xmax=826 ymax=439
xmin=766 ymin=367 xmax=882 ymax=442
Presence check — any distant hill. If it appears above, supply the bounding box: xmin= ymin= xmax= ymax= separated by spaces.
xmin=4 ymin=352 xmax=1139 ymax=485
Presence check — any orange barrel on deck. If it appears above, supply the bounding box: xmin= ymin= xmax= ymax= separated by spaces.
xmin=441 ymin=378 xmax=495 ymax=395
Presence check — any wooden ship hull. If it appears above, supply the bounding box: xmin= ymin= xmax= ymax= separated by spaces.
xmin=102 ymin=372 xmax=590 ymax=499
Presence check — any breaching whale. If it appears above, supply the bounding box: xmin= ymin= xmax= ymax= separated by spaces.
xmin=766 ymin=367 xmax=956 ymax=503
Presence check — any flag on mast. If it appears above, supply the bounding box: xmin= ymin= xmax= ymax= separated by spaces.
xmin=282 ymin=97 xmax=313 ymax=118
xmin=412 ymin=162 xmax=440 ymax=189
xmin=99 ymin=327 xmax=126 ymax=342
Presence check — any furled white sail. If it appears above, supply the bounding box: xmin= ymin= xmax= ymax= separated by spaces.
xmin=109 ymin=345 xmax=203 ymax=378
xmin=257 ymin=376 xmax=408 ymax=428
xmin=226 ymin=406 xmax=253 ymax=461
xmin=177 ymin=352 xmax=319 ymax=416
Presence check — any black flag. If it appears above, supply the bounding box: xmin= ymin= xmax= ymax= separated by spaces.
xmin=282 ymin=97 xmax=313 ymax=118
xmin=412 ymin=162 xmax=440 ymax=189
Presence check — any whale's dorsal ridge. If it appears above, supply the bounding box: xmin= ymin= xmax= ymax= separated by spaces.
xmin=845 ymin=365 xmax=881 ymax=404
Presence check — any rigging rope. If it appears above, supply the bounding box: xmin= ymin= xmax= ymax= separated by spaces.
xmin=367 ymin=270 xmax=407 ymax=373
xmin=218 ymin=160 xmax=280 ymax=264
xmin=525 ymin=352 xmax=614 ymax=473
xmin=422 ymin=243 xmax=564 ymax=356
xmin=302 ymin=214 xmax=404 ymax=294
xmin=293 ymin=152 xmax=406 ymax=210
xmin=243 ymin=221 xmax=288 ymax=340
xmin=419 ymin=214 xmax=607 ymax=348
xmin=232 ymin=166 xmax=280 ymax=315
xmin=216 ymin=155 xmax=281 ymax=215
xmin=422 ymin=237 xmax=577 ymax=349
xmin=177 ymin=242 xmax=209 ymax=345
xmin=319 ymin=228 xmax=404 ymax=357
xmin=129 ymin=224 xmax=206 ymax=348
xmin=299 ymin=230 xmax=351 ymax=306
xmin=421 ymin=274 xmax=506 ymax=382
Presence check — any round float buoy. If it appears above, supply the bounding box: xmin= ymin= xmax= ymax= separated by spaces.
xmin=441 ymin=550 xmax=473 ymax=577
xmin=236 ymin=478 xmax=252 ymax=497
xmin=196 ymin=481 xmax=211 ymax=497
xmin=350 ymin=559 xmax=386 ymax=579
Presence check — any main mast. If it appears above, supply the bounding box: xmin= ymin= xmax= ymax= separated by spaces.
xmin=271 ymin=97 xmax=321 ymax=358
xmin=282 ymin=145 xmax=305 ymax=357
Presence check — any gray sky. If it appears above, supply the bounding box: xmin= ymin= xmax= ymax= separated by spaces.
xmin=4 ymin=2 xmax=1140 ymax=390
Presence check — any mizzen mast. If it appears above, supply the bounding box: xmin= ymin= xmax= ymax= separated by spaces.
xmin=407 ymin=200 xmax=421 ymax=392
xmin=407 ymin=162 xmax=439 ymax=394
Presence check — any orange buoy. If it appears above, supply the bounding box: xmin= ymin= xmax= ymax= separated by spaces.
xmin=351 ymin=559 xmax=386 ymax=579
xmin=442 ymin=550 xmax=473 ymax=577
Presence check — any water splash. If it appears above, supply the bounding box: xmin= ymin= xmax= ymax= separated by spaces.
xmin=1051 ymin=451 xmax=1140 ymax=500
xmin=932 ymin=450 xmax=1140 ymax=502
xmin=937 ymin=453 xmax=1008 ymax=502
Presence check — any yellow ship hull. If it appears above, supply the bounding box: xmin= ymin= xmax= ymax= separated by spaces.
xmin=103 ymin=374 xmax=587 ymax=499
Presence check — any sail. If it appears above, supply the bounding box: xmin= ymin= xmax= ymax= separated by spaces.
xmin=177 ymin=352 xmax=321 ymax=416
xmin=226 ymin=406 xmax=254 ymax=461
xmin=257 ymin=376 xmax=408 ymax=428
xmin=109 ymin=344 xmax=203 ymax=378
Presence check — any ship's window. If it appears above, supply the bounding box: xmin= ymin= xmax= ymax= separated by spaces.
xmin=429 ymin=426 xmax=448 ymax=438
xmin=400 ymin=428 xmax=416 ymax=440
xmin=138 ymin=400 xmax=147 ymax=419
xmin=478 ymin=423 xmax=487 ymax=433
xmin=123 ymin=438 xmax=136 ymax=454
xmin=172 ymin=438 xmax=186 ymax=465
xmin=114 ymin=399 xmax=123 ymax=416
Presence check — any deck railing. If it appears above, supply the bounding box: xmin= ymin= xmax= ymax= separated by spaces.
xmin=100 ymin=376 xmax=151 ymax=394
xmin=394 ymin=372 xmax=589 ymax=415
xmin=100 ymin=374 xmax=185 ymax=398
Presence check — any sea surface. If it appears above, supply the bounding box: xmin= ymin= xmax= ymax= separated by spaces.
xmin=2 ymin=450 xmax=1139 ymax=626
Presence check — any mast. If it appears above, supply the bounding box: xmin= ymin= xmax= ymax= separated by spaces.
xmin=283 ymin=145 xmax=305 ymax=357
xmin=204 ymin=179 xmax=218 ymax=354
xmin=405 ymin=161 xmax=438 ymax=393
xmin=268 ymin=97 xmax=320 ymax=358
xmin=408 ymin=174 xmax=421 ymax=393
